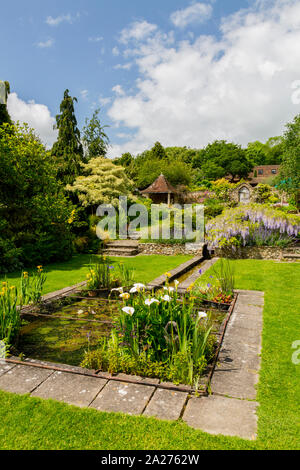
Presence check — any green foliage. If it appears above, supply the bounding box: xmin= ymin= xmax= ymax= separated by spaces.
xmin=82 ymin=286 xmax=216 ymax=387
xmin=192 ymin=140 xmax=253 ymax=181
xmin=51 ymin=89 xmax=83 ymax=185
xmin=0 ymin=122 xmax=74 ymax=272
xmin=277 ymin=114 xmax=300 ymax=202
xmin=82 ymin=108 xmax=109 ymax=160
xmin=253 ymin=184 xmax=279 ymax=204
xmin=0 ymin=268 xmax=47 ymax=344
xmin=66 ymin=156 xmax=134 ymax=208
xmin=246 ymin=137 xmax=284 ymax=166
xmin=151 ymin=141 xmax=166 ymax=159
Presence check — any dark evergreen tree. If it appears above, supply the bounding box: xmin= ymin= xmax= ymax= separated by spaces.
xmin=151 ymin=141 xmax=167 ymax=159
xmin=51 ymin=89 xmax=83 ymax=184
xmin=0 ymin=81 xmax=11 ymax=126
xmin=82 ymin=108 xmax=109 ymax=160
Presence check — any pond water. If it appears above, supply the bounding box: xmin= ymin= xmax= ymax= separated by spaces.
xmin=18 ymin=299 xmax=117 ymax=366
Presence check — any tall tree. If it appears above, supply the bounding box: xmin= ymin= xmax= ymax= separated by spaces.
xmin=82 ymin=108 xmax=109 ymax=160
xmin=151 ymin=141 xmax=167 ymax=160
xmin=278 ymin=114 xmax=300 ymax=204
xmin=51 ymin=89 xmax=83 ymax=184
xmin=0 ymin=81 xmax=11 ymax=126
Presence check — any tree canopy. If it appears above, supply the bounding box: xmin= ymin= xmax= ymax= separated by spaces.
xmin=0 ymin=122 xmax=73 ymax=271
xmin=82 ymin=108 xmax=109 ymax=160
xmin=192 ymin=140 xmax=253 ymax=181
xmin=66 ymin=157 xmax=134 ymax=208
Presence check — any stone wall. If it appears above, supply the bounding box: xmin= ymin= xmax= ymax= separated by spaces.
xmin=139 ymin=243 xmax=204 ymax=256
xmin=214 ymin=246 xmax=300 ymax=260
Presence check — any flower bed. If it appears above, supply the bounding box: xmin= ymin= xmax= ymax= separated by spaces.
xmin=206 ymin=204 xmax=300 ymax=250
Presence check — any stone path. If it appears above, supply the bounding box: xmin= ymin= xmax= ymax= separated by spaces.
xmin=183 ymin=289 xmax=264 ymax=440
xmin=1 ymin=287 xmax=264 ymax=440
xmin=177 ymin=258 xmax=219 ymax=293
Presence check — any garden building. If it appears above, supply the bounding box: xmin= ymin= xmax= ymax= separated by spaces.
xmin=140 ymin=174 xmax=178 ymax=205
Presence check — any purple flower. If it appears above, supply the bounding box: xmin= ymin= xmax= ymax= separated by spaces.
xmin=109 ymin=266 xmax=114 ymax=270
xmin=199 ymin=269 xmax=202 ymax=274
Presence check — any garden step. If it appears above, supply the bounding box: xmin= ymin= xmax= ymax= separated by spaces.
xmin=103 ymin=247 xmax=139 ymax=257
xmin=282 ymin=253 xmax=300 ymax=259
xmin=106 ymin=240 xmax=139 ymax=248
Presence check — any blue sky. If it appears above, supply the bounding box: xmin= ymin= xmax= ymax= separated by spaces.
xmin=1 ymin=0 xmax=300 ymax=156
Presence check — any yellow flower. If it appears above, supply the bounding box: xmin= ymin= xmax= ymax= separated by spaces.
xmin=10 ymin=286 xmax=15 ymax=290
xmin=165 ymin=272 xmax=171 ymax=278
xmin=120 ymin=293 xmax=130 ymax=300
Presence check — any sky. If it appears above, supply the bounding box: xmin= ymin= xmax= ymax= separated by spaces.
xmin=1 ymin=0 xmax=300 ymax=157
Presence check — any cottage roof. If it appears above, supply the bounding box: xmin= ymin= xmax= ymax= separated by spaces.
xmin=141 ymin=174 xmax=177 ymax=194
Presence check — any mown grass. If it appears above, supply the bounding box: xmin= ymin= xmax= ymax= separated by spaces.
xmin=0 ymin=259 xmax=299 ymax=450
xmin=0 ymin=254 xmax=192 ymax=295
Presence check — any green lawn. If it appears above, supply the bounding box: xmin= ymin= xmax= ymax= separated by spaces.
xmin=0 ymin=259 xmax=299 ymax=450
xmin=0 ymin=254 xmax=192 ymax=295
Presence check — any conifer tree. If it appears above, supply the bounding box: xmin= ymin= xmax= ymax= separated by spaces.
xmin=52 ymin=89 xmax=83 ymax=184
xmin=82 ymin=108 xmax=109 ymax=159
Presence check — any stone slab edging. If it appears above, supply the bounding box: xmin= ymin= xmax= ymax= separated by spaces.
xmin=177 ymin=258 xmax=219 ymax=293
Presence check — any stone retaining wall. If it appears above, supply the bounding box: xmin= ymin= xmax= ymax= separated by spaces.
xmin=215 ymin=246 xmax=300 ymax=260
xmin=139 ymin=243 xmax=203 ymax=255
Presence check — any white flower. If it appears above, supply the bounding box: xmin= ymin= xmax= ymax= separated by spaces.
xmin=163 ymin=286 xmax=175 ymax=293
xmin=198 ymin=312 xmax=208 ymax=320
xmin=111 ymin=287 xmax=124 ymax=293
xmin=161 ymin=295 xmax=171 ymax=302
xmin=174 ymin=280 xmax=180 ymax=287
xmin=77 ymin=310 xmax=84 ymax=314
xmin=129 ymin=286 xmax=138 ymax=293
xmin=122 ymin=307 xmax=135 ymax=316
xmin=145 ymin=298 xmax=160 ymax=306
xmin=133 ymin=283 xmax=146 ymax=290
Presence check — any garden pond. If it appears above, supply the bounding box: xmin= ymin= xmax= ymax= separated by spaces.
xmin=17 ymin=295 xmax=229 ymax=368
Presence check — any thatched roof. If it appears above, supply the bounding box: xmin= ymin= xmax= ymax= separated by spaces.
xmin=141 ymin=174 xmax=177 ymax=194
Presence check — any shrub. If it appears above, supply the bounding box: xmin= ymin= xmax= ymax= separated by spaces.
xmin=206 ymin=204 xmax=300 ymax=249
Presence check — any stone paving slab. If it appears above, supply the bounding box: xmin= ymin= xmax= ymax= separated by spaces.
xmin=116 ymin=373 xmax=160 ymax=385
xmin=183 ymin=395 xmax=258 ymax=440
xmin=31 ymin=371 xmax=107 ymax=407
xmin=0 ymin=362 xmax=16 ymax=378
xmin=211 ymin=291 xmax=263 ymax=401
xmin=143 ymin=389 xmax=188 ymax=421
xmin=178 ymin=258 xmax=219 ymax=291
xmin=89 ymin=380 xmax=155 ymax=415
xmin=0 ymin=364 xmax=53 ymax=394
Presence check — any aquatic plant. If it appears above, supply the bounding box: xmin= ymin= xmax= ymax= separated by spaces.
xmin=82 ymin=283 xmax=215 ymax=387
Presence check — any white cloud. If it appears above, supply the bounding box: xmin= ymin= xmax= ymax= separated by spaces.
xmin=108 ymin=0 xmax=300 ymax=157
xmin=7 ymin=93 xmax=57 ymax=148
xmin=46 ymin=13 xmax=80 ymax=27
xmin=112 ymin=85 xmax=125 ymax=96
xmin=114 ymin=63 xmax=132 ymax=70
xmin=88 ymin=36 xmax=103 ymax=42
xmin=170 ymin=2 xmax=213 ymax=28
xmin=120 ymin=20 xmax=158 ymax=44
xmin=112 ymin=46 xmax=120 ymax=56
xmin=80 ymin=89 xmax=89 ymax=100
xmin=36 ymin=38 xmax=54 ymax=48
